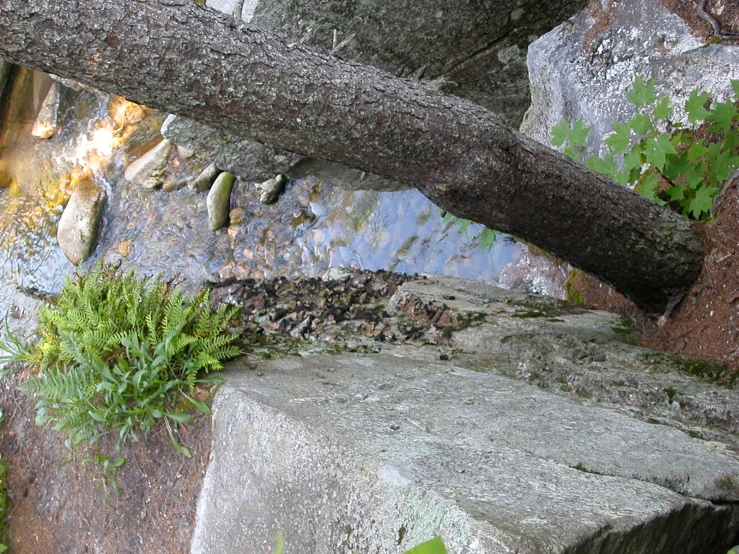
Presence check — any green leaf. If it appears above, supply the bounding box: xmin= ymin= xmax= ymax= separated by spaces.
xmin=603 ymin=122 xmax=631 ymax=153
xmin=652 ymin=96 xmax=673 ymax=119
xmin=563 ymin=146 xmax=580 ymax=162
xmin=669 ymin=131 xmax=688 ymax=148
xmin=662 ymin=153 xmax=691 ymax=181
xmin=685 ymin=89 xmax=711 ymax=123
xmin=629 ymin=113 xmax=655 ymax=136
xmin=172 ymin=440 xmax=192 ymax=458
xmin=685 ymin=164 xmax=707 ymax=189
xmin=96 ymin=382 xmax=117 ymax=392
xmin=457 ymin=219 xmax=471 ymax=235
xmin=132 ymin=369 xmax=147 ymax=389
xmin=585 ymin=156 xmax=618 ymax=179
xmin=708 ymin=149 xmax=739 ymax=184
xmin=723 ymin=129 xmax=739 ymax=152
xmin=183 ymin=393 xmax=212 ymax=415
xmin=637 ymin=172 xmax=663 ymax=204
xmin=623 ymin=146 xmax=644 ymax=177
xmin=479 ymin=227 xmax=497 ymax=252
xmin=88 ymin=410 xmax=107 ymax=422
xmin=272 ymin=533 xmax=286 ymax=554
xmin=165 ymin=412 xmax=194 ymax=424
xmin=686 ymin=142 xmax=709 ymax=163
xmin=706 ymin=100 xmax=738 ymax=134
xmin=550 ymin=119 xmax=570 ymax=147
xmin=626 ymin=76 xmax=657 ymax=107
xmin=197 ymin=375 xmax=224 ymax=386
xmin=568 ymin=120 xmax=592 ymax=147
xmin=404 ymin=537 xmax=448 ymax=554
xmin=643 ymin=133 xmax=677 ymax=171
xmin=613 ymin=170 xmax=630 ymax=185
xmin=688 ymin=186 xmax=718 ymax=219
xmin=665 ymin=185 xmax=685 ymax=202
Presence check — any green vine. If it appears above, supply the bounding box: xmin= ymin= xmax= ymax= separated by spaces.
xmin=552 ymin=77 xmax=739 ymax=221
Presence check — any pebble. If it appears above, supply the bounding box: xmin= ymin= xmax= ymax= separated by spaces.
xmin=207 ymin=171 xmax=235 ymax=231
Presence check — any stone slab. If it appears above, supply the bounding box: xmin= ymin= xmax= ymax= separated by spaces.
xmin=192 ymin=348 xmax=739 ymax=553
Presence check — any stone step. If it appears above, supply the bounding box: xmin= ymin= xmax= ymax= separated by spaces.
xmin=191 ymin=346 xmax=739 ymax=553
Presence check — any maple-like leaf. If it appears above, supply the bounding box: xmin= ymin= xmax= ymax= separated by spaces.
xmin=706 ymin=100 xmax=738 ymax=134
xmin=643 ymin=134 xmax=677 ymax=171
xmin=685 ymin=89 xmax=711 ymax=123
xmin=603 ymin=122 xmax=631 ymax=153
xmin=688 ymin=186 xmax=718 ymax=219
xmin=627 ymin=76 xmax=657 ymax=107
xmin=653 ymin=96 xmax=673 ymax=119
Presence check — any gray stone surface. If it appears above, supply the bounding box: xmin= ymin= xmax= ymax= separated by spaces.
xmin=31 ymin=81 xmax=60 ymax=139
xmin=205 ymin=0 xmax=241 ymax=17
xmin=194 ymin=351 xmax=739 ymax=554
xmin=286 ymin=158 xmax=408 ymax=192
xmin=390 ymin=276 xmax=739 ymax=447
xmin=123 ymin=138 xmax=173 ymax=189
xmin=56 ymin=173 xmax=106 ymax=265
xmin=160 ymin=114 xmax=301 ymax=183
xmin=189 ymin=162 xmax=220 ymax=193
xmin=521 ymin=0 xmax=739 ymax=154
xmin=193 ymin=275 xmax=739 ymax=554
xmin=255 ymin=173 xmax=286 ymax=204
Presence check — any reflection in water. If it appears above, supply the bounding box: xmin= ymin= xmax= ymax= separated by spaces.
xmin=0 ymin=67 xmax=533 ymax=321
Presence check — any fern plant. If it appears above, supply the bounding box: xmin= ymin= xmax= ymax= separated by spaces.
xmin=552 ymin=77 xmax=739 ymax=221
xmin=14 ymin=263 xmax=240 ymax=457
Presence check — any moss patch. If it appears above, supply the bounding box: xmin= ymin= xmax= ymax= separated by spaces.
xmin=565 ymin=269 xmax=586 ymax=305
xmin=640 ymin=351 xmax=737 ymax=387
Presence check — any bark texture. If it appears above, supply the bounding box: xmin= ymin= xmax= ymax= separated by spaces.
xmin=0 ymin=0 xmax=705 ymax=312
xmin=246 ymin=0 xmax=587 ymax=126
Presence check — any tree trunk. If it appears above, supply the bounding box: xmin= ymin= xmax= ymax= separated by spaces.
xmin=0 ymin=0 xmax=705 ymax=312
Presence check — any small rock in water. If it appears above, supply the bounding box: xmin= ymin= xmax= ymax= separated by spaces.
xmin=207 ymin=171 xmax=235 ymax=231
xmin=57 ymin=171 xmax=106 ymax=265
xmin=229 ymin=207 xmax=247 ymax=225
xmin=190 ymin=162 xmax=220 ymax=193
xmin=124 ymin=139 xmax=173 ymax=189
xmin=256 ymin=174 xmax=287 ymax=205
xmin=117 ymin=239 xmax=134 ymax=258
xmin=32 ymin=81 xmax=61 ymax=139
xmin=176 ymin=145 xmax=195 ymax=159
xmin=322 ymin=267 xmax=353 ymax=281
xmin=161 ymin=173 xmax=181 ymax=192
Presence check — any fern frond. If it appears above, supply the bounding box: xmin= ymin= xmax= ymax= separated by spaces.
xmin=19 ymin=261 xmax=241 ymax=463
